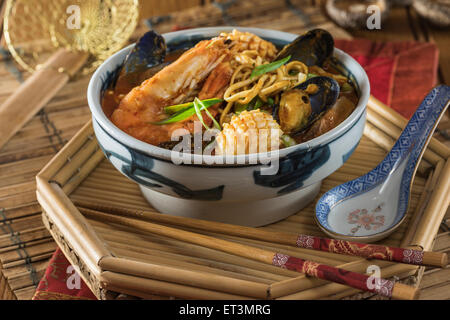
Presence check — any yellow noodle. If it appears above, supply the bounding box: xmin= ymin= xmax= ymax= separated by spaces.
xmin=221 ymin=49 xmax=309 ymax=123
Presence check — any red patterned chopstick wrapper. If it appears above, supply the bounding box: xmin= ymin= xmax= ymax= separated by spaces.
xmin=295 ymin=235 xmax=424 ymax=265
xmin=272 ymin=253 xmax=395 ymax=297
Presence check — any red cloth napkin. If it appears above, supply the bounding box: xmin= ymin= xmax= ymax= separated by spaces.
xmin=335 ymin=39 xmax=439 ymax=119
xmin=32 ymin=249 xmax=96 ymax=300
xmin=31 ymin=39 xmax=439 ymax=300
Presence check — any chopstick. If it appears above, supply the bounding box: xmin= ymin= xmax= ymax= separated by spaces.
xmin=81 ymin=207 xmax=419 ymax=300
xmin=75 ymin=202 xmax=448 ymax=268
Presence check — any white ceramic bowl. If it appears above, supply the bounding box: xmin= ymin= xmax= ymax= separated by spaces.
xmin=87 ymin=27 xmax=370 ymax=227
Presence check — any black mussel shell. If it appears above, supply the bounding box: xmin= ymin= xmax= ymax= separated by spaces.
xmin=115 ymin=31 xmax=167 ymax=89
xmin=276 ymin=29 xmax=334 ymax=67
xmin=292 ymin=76 xmax=340 ymax=134
xmin=122 ymin=30 xmax=166 ymax=75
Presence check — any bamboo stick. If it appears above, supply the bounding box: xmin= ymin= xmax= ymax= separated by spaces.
xmin=37 ymin=121 xmax=94 ymax=180
xmin=90 ymin=222 xmax=291 ymax=281
xmin=83 ymin=209 xmax=419 ymax=299
xmin=2 ymin=252 xmax=53 ymax=269
xmin=99 ymin=256 xmax=269 ymax=299
xmin=95 ymin=224 xmax=298 ymax=279
xmin=401 ymin=165 xmax=439 ymax=247
xmin=77 ymin=205 xmax=447 ymax=268
xmin=8 ymin=267 xmax=46 ymax=291
xmin=52 ymin=137 xmax=99 ymax=186
xmin=100 ymin=271 xmax=255 ymax=300
xmin=0 ymin=272 xmax=6 ymax=301
xmin=70 ymin=195 xmax=150 ymax=212
xmin=367 ymin=108 xmax=443 ymax=165
xmin=277 ymin=262 xmax=418 ymax=300
xmin=0 ymin=214 xmax=45 ymax=232
xmin=0 ymin=203 xmax=42 ymax=221
xmin=0 ymin=181 xmax=36 ymax=198
xmin=2 ymin=259 xmax=48 ymax=279
xmin=0 ymin=49 xmax=89 ymax=150
xmin=0 ymin=155 xmax=53 ymax=178
xmin=411 ymin=160 xmax=450 ymax=250
xmin=0 ymin=191 xmax=37 ymax=210
xmin=102 ymin=222 xmax=349 ymax=270
xmin=368 ymin=96 xmax=450 ymax=159
xmin=62 ymin=149 xmax=105 ymax=194
xmin=36 ymin=180 xmax=111 ymax=276
xmin=0 ymin=236 xmax=53 ymax=254
xmin=364 ymin=122 xmax=431 ymax=175
xmin=108 ymin=244 xmax=285 ymax=283
xmin=0 ymin=241 xmax=56 ymax=264
xmin=101 ymin=284 xmax=170 ymax=300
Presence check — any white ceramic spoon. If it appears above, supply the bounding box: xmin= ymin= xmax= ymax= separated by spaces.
xmin=315 ymin=85 xmax=450 ymax=242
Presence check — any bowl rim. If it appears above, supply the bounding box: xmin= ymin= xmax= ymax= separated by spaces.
xmin=88 ymin=26 xmax=370 ymax=166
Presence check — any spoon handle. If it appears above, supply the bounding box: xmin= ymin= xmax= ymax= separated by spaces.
xmin=371 ymin=85 xmax=450 ymax=212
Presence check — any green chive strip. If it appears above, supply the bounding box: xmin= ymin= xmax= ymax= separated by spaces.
xmin=253 ymin=98 xmax=263 ymax=110
xmin=250 ymin=55 xmax=291 ymax=79
xmin=307 ymin=73 xmax=318 ymax=80
xmin=193 ymin=99 xmax=210 ymax=130
xmin=235 ymin=98 xmax=255 ymax=114
xmin=281 ymin=135 xmax=297 ymax=147
xmin=164 ymin=98 xmax=222 ymax=114
xmin=341 ymin=82 xmax=353 ymax=92
xmin=195 ymin=98 xmax=221 ymax=130
xmin=153 ymin=98 xmax=223 ymax=125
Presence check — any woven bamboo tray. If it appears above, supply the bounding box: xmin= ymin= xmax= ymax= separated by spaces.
xmin=35 ymin=96 xmax=450 ymax=300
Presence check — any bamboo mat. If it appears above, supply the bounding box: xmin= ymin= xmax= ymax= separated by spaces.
xmin=1 ymin=0 xmax=449 ymax=300
xmin=0 ymin=55 xmax=91 ymax=299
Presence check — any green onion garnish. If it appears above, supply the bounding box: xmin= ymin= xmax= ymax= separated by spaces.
xmin=193 ymin=98 xmax=210 ymax=130
xmin=164 ymin=98 xmax=222 ymax=114
xmin=341 ymin=82 xmax=353 ymax=92
xmin=281 ymin=135 xmax=297 ymax=147
xmin=234 ymin=103 xmax=248 ymax=114
xmin=254 ymin=98 xmax=263 ymax=109
xmin=307 ymin=73 xmax=318 ymax=80
xmin=250 ymin=55 xmax=291 ymax=79
xmin=195 ymin=98 xmax=221 ymax=130
xmin=235 ymin=96 xmax=264 ymax=114
xmin=153 ymin=98 xmax=223 ymax=125
xmin=267 ymin=97 xmax=275 ymax=106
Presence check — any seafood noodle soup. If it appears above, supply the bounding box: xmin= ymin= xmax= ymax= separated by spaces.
xmin=102 ymin=29 xmax=360 ymax=156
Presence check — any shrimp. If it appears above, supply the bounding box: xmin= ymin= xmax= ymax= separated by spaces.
xmin=111 ymin=38 xmax=231 ymax=146
xmin=111 ymin=30 xmax=276 ymax=146
xmin=198 ymin=61 xmax=234 ymax=100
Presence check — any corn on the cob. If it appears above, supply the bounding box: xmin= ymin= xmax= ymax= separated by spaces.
xmin=215 ymin=109 xmax=283 ymax=155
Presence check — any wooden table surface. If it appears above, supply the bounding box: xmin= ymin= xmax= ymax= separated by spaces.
xmin=0 ymin=0 xmax=448 ymax=300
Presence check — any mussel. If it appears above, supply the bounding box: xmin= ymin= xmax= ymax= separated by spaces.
xmin=276 ymin=29 xmax=334 ymax=67
xmin=279 ymin=76 xmax=340 ymax=135
xmin=115 ymin=31 xmax=167 ymax=90
xmin=276 ymin=29 xmax=339 ymax=135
